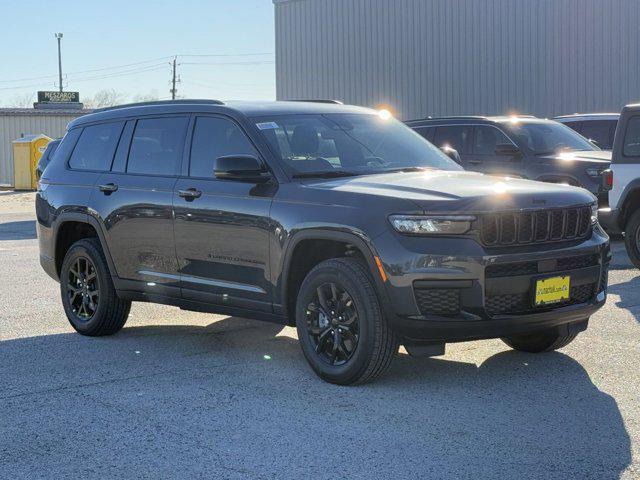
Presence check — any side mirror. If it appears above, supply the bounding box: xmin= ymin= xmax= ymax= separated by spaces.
xmin=214 ymin=155 xmax=271 ymax=183
xmin=440 ymin=146 xmax=462 ymax=164
xmin=495 ymin=143 xmax=522 ymax=157
xmin=588 ymin=138 xmax=600 ymax=148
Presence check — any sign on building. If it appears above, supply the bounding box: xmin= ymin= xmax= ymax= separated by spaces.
xmin=37 ymin=91 xmax=80 ymax=103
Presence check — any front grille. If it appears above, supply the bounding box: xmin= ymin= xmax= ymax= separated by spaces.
xmin=486 ymin=254 xmax=600 ymax=278
xmin=415 ymin=288 xmax=460 ymax=316
xmin=485 ymin=283 xmax=596 ymax=316
xmin=480 ymin=207 xmax=591 ymax=246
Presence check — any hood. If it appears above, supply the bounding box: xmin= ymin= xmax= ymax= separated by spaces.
xmin=303 ymin=170 xmax=596 ymax=214
xmin=540 ymin=150 xmax=611 ymax=164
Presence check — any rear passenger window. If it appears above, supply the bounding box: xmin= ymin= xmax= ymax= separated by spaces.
xmin=189 ymin=117 xmax=258 ymax=178
xmin=413 ymin=127 xmax=435 ymax=142
xmin=623 ymin=117 xmax=640 ymax=157
xmin=560 ymin=121 xmax=582 ymax=133
xmin=581 ymin=121 xmax=614 ymax=149
xmin=68 ymin=122 xmax=123 ymax=171
xmin=126 ymin=117 xmax=188 ymax=176
xmin=433 ymin=126 xmax=472 ymax=153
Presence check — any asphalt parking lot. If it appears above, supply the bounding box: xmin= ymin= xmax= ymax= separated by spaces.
xmin=0 ymin=191 xmax=638 ymax=479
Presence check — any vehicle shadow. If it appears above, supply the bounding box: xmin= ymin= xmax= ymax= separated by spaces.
xmin=0 ymin=316 xmax=632 ymax=479
xmin=0 ymin=220 xmax=36 ymax=240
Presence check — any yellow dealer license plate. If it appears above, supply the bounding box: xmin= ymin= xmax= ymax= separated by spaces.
xmin=534 ymin=276 xmax=570 ymax=306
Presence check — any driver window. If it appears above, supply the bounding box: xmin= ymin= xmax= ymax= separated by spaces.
xmin=189 ymin=117 xmax=258 ymax=178
xmin=473 ymin=126 xmax=513 ymax=155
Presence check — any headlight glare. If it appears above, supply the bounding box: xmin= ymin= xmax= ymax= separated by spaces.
xmin=389 ymin=215 xmax=475 ymax=235
xmin=591 ymin=203 xmax=598 ymax=225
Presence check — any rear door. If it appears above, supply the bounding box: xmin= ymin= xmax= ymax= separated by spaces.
xmin=91 ymin=115 xmax=189 ymax=297
xmin=611 ymin=114 xmax=640 ymax=209
xmin=464 ymin=125 xmax=524 ymax=176
xmin=173 ymin=115 xmax=274 ymax=312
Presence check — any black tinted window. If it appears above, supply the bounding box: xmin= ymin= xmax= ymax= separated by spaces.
xmin=623 ymin=116 xmax=640 ymax=157
xmin=581 ymin=120 xmax=616 ymax=149
xmin=190 ymin=117 xmax=258 ymax=177
xmin=413 ymin=126 xmax=435 ymax=142
xmin=68 ymin=122 xmax=123 ymax=171
xmin=560 ymin=121 xmax=582 ymax=133
xmin=433 ymin=126 xmax=472 ymax=153
xmin=473 ymin=126 xmax=513 ymax=154
xmin=127 ymin=117 xmax=188 ymax=175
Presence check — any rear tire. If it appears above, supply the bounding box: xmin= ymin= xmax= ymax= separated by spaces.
xmin=624 ymin=209 xmax=640 ymax=269
xmin=295 ymin=257 xmax=399 ymax=385
xmin=60 ymin=238 xmax=131 ymax=336
xmin=501 ymin=329 xmax=577 ymax=353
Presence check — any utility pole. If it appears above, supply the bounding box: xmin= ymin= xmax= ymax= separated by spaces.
xmin=55 ymin=33 xmax=63 ymax=92
xmin=170 ymin=56 xmax=177 ymax=99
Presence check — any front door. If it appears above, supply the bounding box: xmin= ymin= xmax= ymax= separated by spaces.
xmin=464 ymin=125 xmax=524 ymax=177
xmin=173 ymin=115 xmax=275 ymax=312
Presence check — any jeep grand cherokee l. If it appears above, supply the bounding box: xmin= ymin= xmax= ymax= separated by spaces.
xmin=37 ymin=100 xmax=610 ymax=385
xmin=407 ymin=116 xmax=611 ymax=207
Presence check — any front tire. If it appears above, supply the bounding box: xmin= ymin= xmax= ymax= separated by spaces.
xmin=295 ymin=257 xmax=398 ymax=385
xmin=60 ymin=238 xmax=131 ymax=336
xmin=624 ymin=209 xmax=640 ymax=268
xmin=501 ymin=329 xmax=577 ymax=353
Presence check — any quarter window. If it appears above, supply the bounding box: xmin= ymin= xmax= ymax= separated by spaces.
xmin=68 ymin=122 xmax=123 ymax=171
xmin=126 ymin=117 xmax=188 ymax=176
xmin=189 ymin=117 xmax=258 ymax=178
xmin=623 ymin=116 xmax=640 ymax=157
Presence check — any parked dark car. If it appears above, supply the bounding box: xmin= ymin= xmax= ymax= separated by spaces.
xmin=554 ymin=114 xmax=619 ymax=150
xmin=406 ymin=116 xmax=611 ymax=207
xmin=37 ymin=100 xmax=609 ymax=384
xmin=35 ymin=138 xmax=61 ymax=180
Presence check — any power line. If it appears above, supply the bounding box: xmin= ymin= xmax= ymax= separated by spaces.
xmin=181 ymin=61 xmax=275 ymax=66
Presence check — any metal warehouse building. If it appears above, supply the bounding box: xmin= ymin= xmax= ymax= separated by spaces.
xmin=0 ymin=109 xmax=88 ymax=186
xmin=274 ymin=0 xmax=640 ymax=120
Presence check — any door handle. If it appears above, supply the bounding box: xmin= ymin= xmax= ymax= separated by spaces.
xmin=98 ymin=183 xmax=118 ymax=194
xmin=178 ymin=188 xmax=202 ymax=200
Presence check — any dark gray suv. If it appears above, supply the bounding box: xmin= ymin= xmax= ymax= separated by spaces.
xmin=407 ymin=116 xmax=611 ymax=207
xmin=37 ymin=100 xmax=610 ymax=384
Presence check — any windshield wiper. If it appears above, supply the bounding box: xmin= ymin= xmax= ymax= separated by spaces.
xmin=292 ymin=170 xmax=361 ymax=179
xmin=382 ymin=166 xmax=433 ymax=173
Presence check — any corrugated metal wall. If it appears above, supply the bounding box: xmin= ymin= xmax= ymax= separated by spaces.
xmin=0 ymin=114 xmax=80 ymax=185
xmin=274 ymin=0 xmax=640 ymax=120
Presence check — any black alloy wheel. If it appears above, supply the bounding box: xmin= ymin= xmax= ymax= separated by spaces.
xmin=67 ymin=255 xmax=100 ymax=321
xmin=305 ymin=282 xmax=360 ymax=366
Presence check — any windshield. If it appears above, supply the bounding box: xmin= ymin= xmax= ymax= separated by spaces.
xmin=502 ymin=120 xmax=598 ymax=155
xmin=252 ymin=113 xmax=461 ymax=177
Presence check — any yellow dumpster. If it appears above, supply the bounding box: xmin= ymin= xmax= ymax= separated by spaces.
xmin=12 ymin=134 xmax=51 ymax=190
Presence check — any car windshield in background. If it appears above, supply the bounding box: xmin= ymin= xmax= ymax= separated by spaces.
xmin=253 ymin=113 xmax=461 ymax=177
xmin=503 ymin=120 xmax=598 ymax=155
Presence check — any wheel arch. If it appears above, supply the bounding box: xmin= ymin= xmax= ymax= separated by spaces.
xmin=53 ymin=213 xmax=118 ymax=280
xmin=618 ymin=180 xmax=640 ymax=229
xmin=279 ymin=229 xmax=390 ymax=325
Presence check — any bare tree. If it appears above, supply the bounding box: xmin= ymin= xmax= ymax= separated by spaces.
xmin=7 ymin=92 xmax=36 ymax=108
xmin=131 ymin=90 xmax=160 ymax=103
xmin=84 ymin=89 xmax=128 ymax=109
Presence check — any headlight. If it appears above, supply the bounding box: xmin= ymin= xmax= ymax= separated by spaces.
xmin=585 ymin=168 xmax=603 ymax=178
xmin=591 ymin=203 xmax=598 ymax=224
xmin=389 ymin=215 xmax=475 ymax=235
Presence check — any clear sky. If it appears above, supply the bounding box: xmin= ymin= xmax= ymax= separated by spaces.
xmin=0 ymin=0 xmax=276 ymax=106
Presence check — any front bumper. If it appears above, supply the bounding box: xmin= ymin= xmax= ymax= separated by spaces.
xmin=374 ymin=225 xmax=610 ymax=342
xmin=597 ymin=207 xmax=621 ymax=234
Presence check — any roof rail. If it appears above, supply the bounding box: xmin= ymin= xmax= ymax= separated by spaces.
xmin=94 ymin=99 xmax=224 ymax=113
xmin=289 ymin=99 xmax=344 ymax=105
